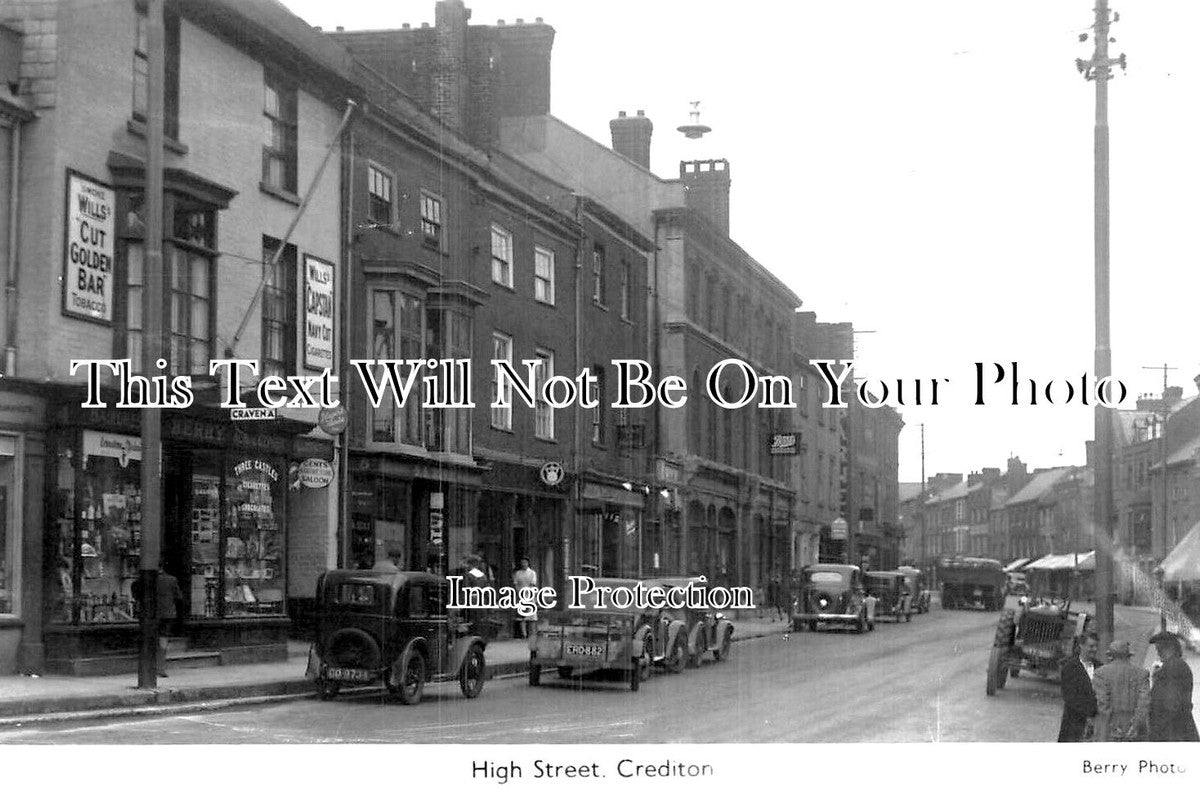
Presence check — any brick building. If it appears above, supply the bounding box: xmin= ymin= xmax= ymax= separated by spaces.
xmin=0 ymin=0 xmax=348 ymax=673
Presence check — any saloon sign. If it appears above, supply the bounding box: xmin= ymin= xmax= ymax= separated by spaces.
xmin=63 ymin=171 xmax=116 ymax=323
xmin=304 ymin=255 xmax=335 ymax=370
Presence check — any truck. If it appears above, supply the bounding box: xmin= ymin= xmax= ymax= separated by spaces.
xmin=937 ymin=556 xmax=1006 ymax=611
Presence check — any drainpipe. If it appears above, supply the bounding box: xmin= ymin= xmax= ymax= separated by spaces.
xmin=4 ymin=121 xmax=20 ymax=376
xmin=571 ymin=193 xmax=583 ymax=592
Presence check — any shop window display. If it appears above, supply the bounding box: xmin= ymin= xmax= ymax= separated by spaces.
xmin=223 ymin=458 xmax=284 ymax=616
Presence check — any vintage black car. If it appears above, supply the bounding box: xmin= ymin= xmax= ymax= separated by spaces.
xmin=865 ymin=570 xmax=913 ymax=623
xmin=645 ymin=576 xmax=734 ymax=667
xmin=528 ymin=577 xmax=688 ymax=690
xmin=792 ymin=564 xmax=870 ymax=633
xmin=306 ymin=569 xmax=487 ymax=704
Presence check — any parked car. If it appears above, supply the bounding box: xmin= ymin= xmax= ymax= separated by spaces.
xmin=645 ymin=576 xmax=734 ymax=666
xmin=306 ymin=569 xmax=488 ymax=704
xmin=792 ymin=564 xmax=870 ymax=634
xmin=866 ymin=570 xmax=913 ymax=623
xmin=527 ymin=577 xmax=685 ymax=690
xmin=897 ymin=566 xmax=931 ymax=613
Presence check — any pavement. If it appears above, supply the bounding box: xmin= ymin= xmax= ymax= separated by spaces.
xmin=0 ymin=611 xmax=795 ymax=727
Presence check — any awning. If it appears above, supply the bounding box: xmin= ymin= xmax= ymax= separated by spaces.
xmin=1160 ymin=520 xmax=1200 ymax=582
xmin=1025 ymin=552 xmax=1095 ymax=571
xmin=1004 ymin=557 xmax=1033 ymax=573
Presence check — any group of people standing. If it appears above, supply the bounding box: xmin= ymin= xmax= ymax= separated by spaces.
xmin=1059 ymin=630 xmax=1199 ymax=742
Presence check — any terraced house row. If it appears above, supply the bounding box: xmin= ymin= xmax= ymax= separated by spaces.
xmin=0 ymin=0 xmax=900 ymax=675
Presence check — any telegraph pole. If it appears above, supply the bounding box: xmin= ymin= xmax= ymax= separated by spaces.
xmin=1078 ymin=0 xmax=1126 ymax=652
xmin=137 ymin=0 xmax=165 ymax=689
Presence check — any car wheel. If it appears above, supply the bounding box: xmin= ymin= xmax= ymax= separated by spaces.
xmin=315 ymin=679 xmax=340 ymax=701
xmin=986 ymin=646 xmax=1006 ymax=696
xmin=528 ymin=658 xmax=541 ymax=687
xmin=715 ymin=629 xmax=732 ymax=661
xmin=459 ymin=645 xmax=485 ymax=699
xmin=397 ymin=651 xmax=425 ymax=705
xmin=667 ymin=635 xmax=687 ymax=674
xmin=557 ymin=666 xmax=574 ymax=680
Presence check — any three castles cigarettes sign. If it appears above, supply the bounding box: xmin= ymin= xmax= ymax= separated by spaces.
xmin=304 ymin=255 xmax=335 ymax=370
xmin=63 ymin=171 xmax=116 ymax=323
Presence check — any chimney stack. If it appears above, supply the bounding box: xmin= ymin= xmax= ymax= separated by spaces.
xmin=432 ymin=0 xmax=471 ymax=131
xmin=1164 ymin=385 xmax=1184 ymax=405
xmin=680 ymin=159 xmax=731 ymax=236
xmin=609 ymin=110 xmax=653 ymax=169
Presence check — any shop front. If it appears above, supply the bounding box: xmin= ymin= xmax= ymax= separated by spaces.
xmin=0 ymin=385 xmax=46 ymax=673
xmin=578 ymin=477 xmax=646 ymax=580
xmin=43 ymin=400 xmax=316 ymax=675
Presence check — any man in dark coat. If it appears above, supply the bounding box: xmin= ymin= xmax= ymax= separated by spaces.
xmin=1147 ymin=631 xmax=1200 ymax=742
xmin=1058 ymin=633 xmax=1100 ymax=742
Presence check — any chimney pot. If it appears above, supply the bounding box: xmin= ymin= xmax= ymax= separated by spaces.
xmin=402 ymin=22 xmax=410 ymax=29
xmin=536 ymin=17 xmax=544 ymax=23
xmin=636 ymin=109 xmax=645 ymax=115
xmin=516 ymin=18 xmax=525 ymax=24
xmin=497 ymin=19 xmax=505 ymax=25
xmin=618 ymin=110 xmax=627 ymax=117
xmin=336 ymin=26 xmax=344 ymax=32
xmin=314 ymin=25 xmax=322 ymax=31
xmin=422 ymin=22 xmax=430 ymax=28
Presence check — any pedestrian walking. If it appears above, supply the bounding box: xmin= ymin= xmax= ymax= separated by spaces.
xmin=512 ymin=556 xmax=538 ymax=639
xmin=1057 ymin=633 xmax=1100 ymax=742
xmin=131 ymin=565 xmax=183 ymax=678
xmin=768 ymin=574 xmax=787 ymax=622
xmin=1147 ymin=631 xmax=1200 ymax=742
xmin=1092 ymin=640 xmax=1149 ymax=742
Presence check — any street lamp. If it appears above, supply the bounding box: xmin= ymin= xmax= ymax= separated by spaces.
xmin=1152 ymin=564 xmax=1166 ymax=634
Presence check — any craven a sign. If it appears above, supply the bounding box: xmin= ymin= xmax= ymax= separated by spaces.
xmin=63 ymin=171 xmax=116 ymax=323
xmin=304 ymin=255 xmax=335 ymax=370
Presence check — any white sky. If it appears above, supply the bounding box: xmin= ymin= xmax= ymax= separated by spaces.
xmin=282 ymin=0 xmax=1200 ymax=483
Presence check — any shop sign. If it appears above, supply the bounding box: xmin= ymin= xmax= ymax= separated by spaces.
xmin=82 ymin=430 xmax=142 ymax=466
xmin=304 ymin=255 xmax=335 ymax=370
xmin=231 ymin=408 xmax=276 ymax=421
xmin=540 ymin=461 xmax=565 ymax=487
xmin=656 ymin=460 xmax=680 ymax=485
xmin=298 ymin=458 xmax=333 ymax=489
xmin=831 ymin=517 xmax=849 ymax=541
xmin=769 ymin=432 xmax=799 ymax=456
xmin=317 ymin=405 xmax=348 ymax=436
xmin=429 ymin=510 xmax=444 ymax=546
xmin=63 ymin=171 xmax=116 ymax=324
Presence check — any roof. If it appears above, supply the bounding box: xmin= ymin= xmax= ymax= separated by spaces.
xmin=1004 ymin=467 xmax=1072 ymax=506
xmin=1025 ymin=551 xmax=1095 ymax=571
xmin=1004 ymin=557 xmax=1033 ymax=572
xmin=898 ymin=483 xmax=924 ymax=503
xmin=1160 ymin=520 xmax=1200 ymax=581
xmin=1164 ymin=432 xmax=1200 ymax=468
xmin=926 ymin=479 xmax=970 ymax=505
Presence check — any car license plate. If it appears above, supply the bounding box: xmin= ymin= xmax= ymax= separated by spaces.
xmin=564 ymin=643 xmax=604 ymax=657
xmin=326 ymin=667 xmax=371 ymax=682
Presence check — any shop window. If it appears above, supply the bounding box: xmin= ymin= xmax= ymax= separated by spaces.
xmin=261 ymin=236 xmax=297 ymax=380
xmin=370 ymin=288 xmax=423 ymax=444
xmin=188 ymin=470 xmax=220 ymax=618
xmin=0 ymin=437 xmax=17 ymax=616
xmin=51 ymin=432 xmax=143 ymax=625
xmin=491 ymin=332 xmax=513 ymax=431
xmin=262 ymin=72 xmax=298 ymax=194
xmin=421 ymin=191 xmax=443 ymax=249
xmin=534 ymin=348 xmax=554 ymax=440
xmin=133 ymin=3 xmax=180 ymax=140
xmin=223 ymin=457 xmax=285 ymax=617
xmin=367 ymin=165 xmax=394 ymax=225
xmin=490 ymin=225 xmax=512 ymax=288
xmin=534 ymin=246 xmax=554 ymax=305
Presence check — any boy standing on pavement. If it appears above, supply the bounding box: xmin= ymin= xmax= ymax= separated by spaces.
xmin=1058 ymin=633 xmax=1100 ymax=742
xmin=1092 ymin=640 xmax=1149 ymax=741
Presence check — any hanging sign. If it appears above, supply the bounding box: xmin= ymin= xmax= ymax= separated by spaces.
xmin=298 ymin=458 xmax=334 ymax=489
xmin=304 ymin=255 xmax=335 ymax=370
xmin=540 ymin=462 xmax=565 ymax=487
xmin=317 ymin=405 xmax=348 ymax=436
xmin=63 ymin=171 xmax=116 ymax=323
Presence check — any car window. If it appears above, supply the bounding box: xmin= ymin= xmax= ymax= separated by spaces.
xmin=427 ymin=583 xmax=448 ymax=616
xmin=408 ymin=585 xmax=428 ymax=618
xmin=807 ymin=571 xmax=847 ymax=583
